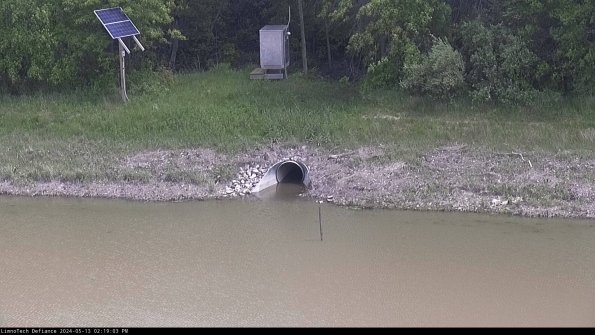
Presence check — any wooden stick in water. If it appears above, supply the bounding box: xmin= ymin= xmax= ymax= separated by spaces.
xmin=319 ymin=206 xmax=323 ymax=241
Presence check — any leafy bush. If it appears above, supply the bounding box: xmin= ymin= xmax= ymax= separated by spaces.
xmin=365 ymin=57 xmax=402 ymax=89
xmin=400 ymin=38 xmax=464 ymax=100
xmin=348 ymin=0 xmax=450 ymax=89
xmin=459 ymin=20 xmax=541 ymax=105
xmin=362 ymin=39 xmax=421 ymax=89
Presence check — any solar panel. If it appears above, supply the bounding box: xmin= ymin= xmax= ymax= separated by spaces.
xmin=94 ymin=7 xmax=140 ymax=39
xmin=94 ymin=7 xmax=145 ymax=102
xmin=105 ymin=21 xmax=140 ymax=39
xmin=95 ymin=8 xmax=128 ymax=24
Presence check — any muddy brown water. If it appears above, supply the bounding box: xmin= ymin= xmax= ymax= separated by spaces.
xmin=0 ymin=195 xmax=594 ymax=327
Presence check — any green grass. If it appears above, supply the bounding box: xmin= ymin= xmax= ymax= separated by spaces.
xmin=1 ymin=66 xmax=594 ymax=182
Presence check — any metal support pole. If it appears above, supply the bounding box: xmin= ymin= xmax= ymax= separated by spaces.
xmin=119 ymin=43 xmax=128 ymax=102
xmin=118 ymin=37 xmax=131 ymax=54
xmin=132 ymin=35 xmax=145 ymax=51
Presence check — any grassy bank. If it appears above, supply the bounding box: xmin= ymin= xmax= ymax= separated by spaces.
xmin=0 ymin=66 xmax=594 ymax=185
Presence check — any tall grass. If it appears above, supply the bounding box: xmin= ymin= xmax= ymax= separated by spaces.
xmin=1 ymin=66 xmax=594 ymax=159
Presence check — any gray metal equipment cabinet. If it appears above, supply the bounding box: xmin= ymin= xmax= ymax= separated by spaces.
xmin=253 ymin=25 xmax=290 ymax=79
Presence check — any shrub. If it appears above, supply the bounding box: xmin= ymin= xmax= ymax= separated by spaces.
xmin=363 ymin=39 xmax=421 ymax=90
xmin=459 ymin=20 xmax=541 ymax=105
xmin=400 ymin=38 xmax=464 ymax=100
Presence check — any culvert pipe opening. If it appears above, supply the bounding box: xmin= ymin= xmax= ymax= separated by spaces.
xmin=253 ymin=159 xmax=311 ymax=194
xmin=276 ymin=161 xmax=305 ymax=184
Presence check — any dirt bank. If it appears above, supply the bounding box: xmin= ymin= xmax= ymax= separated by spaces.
xmin=1 ymin=144 xmax=594 ymax=219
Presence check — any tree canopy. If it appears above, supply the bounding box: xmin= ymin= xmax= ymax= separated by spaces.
xmin=0 ymin=0 xmax=593 ymax=101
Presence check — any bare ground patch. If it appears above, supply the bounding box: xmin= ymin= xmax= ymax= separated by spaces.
xmin=1 ymin=144 xmax=594 ymax=218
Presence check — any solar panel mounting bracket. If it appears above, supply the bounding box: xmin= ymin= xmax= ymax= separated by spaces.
xmin=118 ymin=38 xmax=131 ymax=54
xmin=132 ymin=36 xmax=145 ymax=51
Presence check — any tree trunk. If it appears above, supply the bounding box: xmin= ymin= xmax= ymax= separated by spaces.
xmin=297 ymin=0 xmax=308 ymax=77
xmin=379 ymin=35 xmax=387 ymax=58
xmin=169 ymin=18 xmax=179 ymax=70
xmin=169 ymin=38 xmax=179 ymax=70
xmin=325 ymin=19 xmax=332 ymax=70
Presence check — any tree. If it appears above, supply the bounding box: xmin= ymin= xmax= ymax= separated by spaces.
xmin=448 ymin=0 xmax=504 ymax=25
xmin=0 ymin=0 xmax=174 ymax=92
xmin=459 ymin=20 xmax=540 ymax=104
xmin=343 ymin=0 xmax=452 ymax=87
xmin=169 ymin=0 xmax=231 ymax=70
xmin=297 ymin=0 xmax=308 ymax=77
xmin=318 ymin=0 xmax=347 ymax=71
xmin=504 ymin=0 xmax=595 ymax=94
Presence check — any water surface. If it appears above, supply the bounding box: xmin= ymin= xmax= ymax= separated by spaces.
xmin=0 ymin=196 xmax=594 ymax=327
